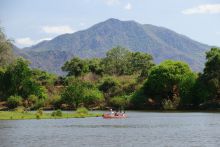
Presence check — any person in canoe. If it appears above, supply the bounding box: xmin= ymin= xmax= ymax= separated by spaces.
xmin=102 ymin=108 xmax=127 ymax=119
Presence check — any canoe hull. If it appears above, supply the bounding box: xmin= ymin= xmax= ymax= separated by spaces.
xmin=102 ymin=113 xmax=127 ymax=119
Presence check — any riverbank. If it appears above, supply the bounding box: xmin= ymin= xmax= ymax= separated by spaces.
xmin=0 ymin=111 xmax=102 ymax=120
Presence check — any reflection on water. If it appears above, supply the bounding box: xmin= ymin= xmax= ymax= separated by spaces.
xmin=0 ymin=112 xmax=220 ymax=147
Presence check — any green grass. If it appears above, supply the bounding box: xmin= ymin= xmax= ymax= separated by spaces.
xmin=0 ymin=111 xmax=102 ymax=120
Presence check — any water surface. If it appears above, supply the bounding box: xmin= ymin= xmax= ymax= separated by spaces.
xmin=0 ymin=111 xmax=220 ymax=147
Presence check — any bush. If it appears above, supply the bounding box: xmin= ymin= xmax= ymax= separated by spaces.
xmin=76 ymin=107 xmax=88 ymax=115
xmin=110 ymin=95 xmax=131 ymax=107
xmin=32 ymin=99 xmax=45 ymax=109
xmin=7 ymin=95 xmax=22 ymax=109
xmin=37 ymin=108 xmax=43 ymax=115
xmin=162 ymin=96 xmax=180 ymax=110
xmin=28 ymin=95 xmax=38 ymax=106
xmin=51 ymin=109 xmax=62 ymax=117
xmin=36 ymin=113 xmax=41 ymax=119
xmin=84 ymin=88 xmax=104 ymax=106
xmin=14 ymin=106 xmax=25 ymax=113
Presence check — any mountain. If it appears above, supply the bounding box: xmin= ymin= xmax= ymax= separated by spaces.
xmin=15 ymin=18 xmax=210 ymax=74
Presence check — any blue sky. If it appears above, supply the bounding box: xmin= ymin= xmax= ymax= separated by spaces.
xmin=0 ymin=0 xmax=220 ymax=48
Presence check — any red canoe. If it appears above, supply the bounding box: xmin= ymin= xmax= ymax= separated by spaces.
xmin=102 ymin=113 xmax=127 ymax=119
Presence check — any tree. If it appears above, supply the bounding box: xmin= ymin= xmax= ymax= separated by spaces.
xmin=102 ymin=46 xmax=131 ymax=75
xmin=129 ymin=52 xmax=154 ymax=77
xmin=193 ymin=48 xmax=220 ymax=105
xmin=134 ymin=60 xmax=193 ymax=109
xmin=0 ymin=28 xmax=14 ymax=68
xmin=1 ymin=58 xmax=31 ymax=98
xmin=61 ymin=81 xmax=85 ymax=108
xmin=86 ymin=58 xmax=104 ymax=75
xmin=61 ymin=79 xmax=103 ymax=108
xmin=7 ymin=95 xmax=22 ymax=109
xmin=0 ymin=58 xmax=46 ymax=99
xmin=62 ymin=57 xmax=89 ymax=76
xmin=203 ymin=48 xmax=220 ymax=99
xmin=179 ymin=72 xmax=197 ymax=106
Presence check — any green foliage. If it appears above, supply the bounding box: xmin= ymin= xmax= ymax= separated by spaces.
xmin=76 ymin=107 xmax=88 ymax=115
xmin=129 ymin=52 xmax=154 ymax=76
xmin=133 ymin=60 xmax=193 ymax=109
xmin=14 ymin=106 xmax=25 ymax=113
xmin=110 ymin=95 xmax=131 ymax=107
xmin=202 ymin=48 xmax=220 ymax=99
xmin=179 ymin=73 xmax=197 ymax=105
xmin=102 ymin=46 xmax=131 ymax=75
xmin=62 ymin=57 xmax=89 ymax=76
xmin=61 ymin=80 xmax=85 ymax=108
xmin=0 ymin=28 xmax=14 ymax=68
xmin=0 ymin=58 xmax=46 ymax=99
xmin=99 ymin=77 xmax=120 ymax=93
xmin=32 ymin=99 xmax=45 ymax=109
xmin=61 ymin=79 xmax=103 ymax=108
xmin=27 ymin=94 xmax=38 ymax=107
xmin=37 ymin=108 xmax=43 ymax=116
xmin=83 ymin=88 xmax=104 ymax=106
xmin=36 ymin=113 xmax=41 ymax=119
xmin=189 ymin=48 xmax=220 ymax=107
xmin=7 ymin=95 xmax=22 ymax=109
xmin=62 ymin=47 xmax=154 ymax=78
xmin=145 ymin=60 xmax=192 ymax=99
xmin=32 ymin=69 xmax=57 ymax=86
xmin=86 ymin=58 xmax=104 ymax=75
xmin=162 ymin=96 xmax=180 ymax=110
xmin=2 ymin=58 xmax=31 ymax=97
xmin=51 ymin=109 xmax=62 ymax=117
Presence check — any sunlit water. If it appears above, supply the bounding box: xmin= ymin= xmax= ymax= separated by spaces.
xmin=0 ymin=111 xmax=220 ymax=147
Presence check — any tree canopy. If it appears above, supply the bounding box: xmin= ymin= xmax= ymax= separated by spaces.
xmin=0 ymin=28 xmax=14 ymax=68
xmin=62 ymin=46 xmax=154 ymax=77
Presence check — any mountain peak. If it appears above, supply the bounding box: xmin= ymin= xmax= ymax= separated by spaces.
xmin=17 ymin=19 xmax=210 ymax=74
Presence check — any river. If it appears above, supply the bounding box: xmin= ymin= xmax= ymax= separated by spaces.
xmin=0 ymin=111 xmax=220 ymax=147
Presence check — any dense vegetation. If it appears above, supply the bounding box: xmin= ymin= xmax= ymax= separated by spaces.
xmin=0 ymin=28 xmax=220 ymax=111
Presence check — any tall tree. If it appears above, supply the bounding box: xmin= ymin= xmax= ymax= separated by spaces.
xmin=0 ymin=28 xmax=14 ymax=68
xmin=102 ymin=46 xmax=131 ymax=75
xmin=62 ymin=57 xmax=89 ymax=76
xmin=0 ymin=58 xmax=45 ymax=99
xmin=129 ymin=52 xmax=154 ymax=76
xmin=134 ymin=60 xmax=193 ymax=109
xmin=202 ymin=48 xmax=220 ymax=100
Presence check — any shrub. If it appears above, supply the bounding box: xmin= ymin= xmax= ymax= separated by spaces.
xmin=7 ymin=95 xmax=22 ymax=109
xmin=32 ymin=99 xmax=45 ymax=109
xmin=84 ymin=88 xmax=104 ymax=106
xmin=28 ymin=95 xmax=38 ymax=106
xmin=76 ymin=107 xmax=88 ymax=115
xmin=37 ymin=108 xmax=43 ymax=115
xmin=110 ymin=95 xmax=131 ymax=107
xmin=162 ymin=96 xmax=180 ymax=110
xmin=14 ymin=106 xmax=25 ymax=113
xmin=36 ymin=113 xmax=41 ymax=119
xmin=51 ymin=109 xmax=62 ymax=117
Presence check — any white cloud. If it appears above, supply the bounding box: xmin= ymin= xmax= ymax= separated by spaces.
xmin=79 ymin=22 xmax=86 ymax=26
xmin=36 ymin=38 xmax=52 ymax=43
xmin=105 ymin=0 xmax=120 ymax=6
xmin=42 ymin=25 xmax=74 ymax=34
xmin=15 ymin=37 xmax=34 ymax=46
xmin=16 ymin=37 xmax=52 ymax=47
xmin=124 ymin=2 xmax=132 ymax=10
xmin=182 ymin=4 xmax=220 ymax=15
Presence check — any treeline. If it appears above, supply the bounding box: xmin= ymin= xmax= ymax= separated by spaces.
xmin=0 ymin=28 xmax=220 ymax=110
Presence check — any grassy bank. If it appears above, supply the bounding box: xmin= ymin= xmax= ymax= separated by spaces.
xmin=0 ymin=111 xmax=102 ymax=120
